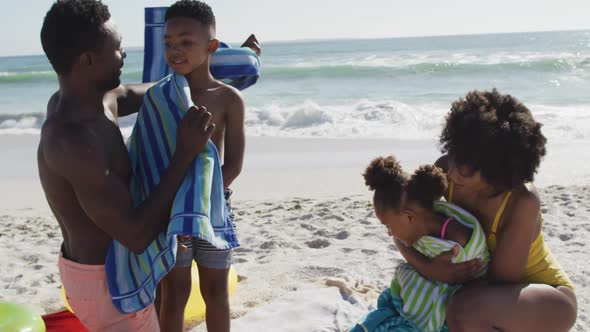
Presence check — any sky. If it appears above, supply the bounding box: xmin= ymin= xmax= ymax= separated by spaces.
xmin=1 ymin=0 xmax=589 ymax=57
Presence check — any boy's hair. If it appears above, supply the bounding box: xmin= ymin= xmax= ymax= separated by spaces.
xmin=41 ymin=0 xmax=111 ymax=75
xmin=440 ymin=89 xmax=546 ymax=190
xmin=363 ymin=156 xmax=447 ymax=211
xmin=165 ymin=0 xmax=216 ymax=31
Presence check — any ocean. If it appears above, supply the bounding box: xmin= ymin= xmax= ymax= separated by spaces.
xmin=1 ymin=30 xmax=589 ymax=141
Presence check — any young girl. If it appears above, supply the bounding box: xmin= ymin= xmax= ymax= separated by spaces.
xmin=356 ymin=156 xmax=489 ymax=332
xmin=398 ymin=89 xmax=577 ymax=332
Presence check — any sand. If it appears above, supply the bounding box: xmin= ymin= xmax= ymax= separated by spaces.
xmin=0 ymin=135 xmax=588 ymax=331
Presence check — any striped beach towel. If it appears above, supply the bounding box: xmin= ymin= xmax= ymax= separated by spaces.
xmin=351 ymin=201 xmax=488 ymax=332
xmin=143 ymin=7 xmax=260 ymax=90
xmin=105 ymin=72 xmax=239 ymax=314
xmin=390 ymin=201 xmax=489 ymax=332
xmin=350 ymin=288 xmax=450 ymax=332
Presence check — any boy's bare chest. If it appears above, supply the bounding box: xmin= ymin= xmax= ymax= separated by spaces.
xmin=191 ymin=94 xmax=225 ymax=128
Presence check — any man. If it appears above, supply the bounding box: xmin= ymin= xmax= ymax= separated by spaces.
xmin=38 ymin=1 xmax=213 ymax=330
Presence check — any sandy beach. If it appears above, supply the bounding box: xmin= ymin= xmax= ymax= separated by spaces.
xmin=0 ymin=134 xmax=588 ymax=331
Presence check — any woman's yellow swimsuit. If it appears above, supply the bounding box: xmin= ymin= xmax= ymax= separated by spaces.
xmin=449 ymin=182 xmax=574 ymax=289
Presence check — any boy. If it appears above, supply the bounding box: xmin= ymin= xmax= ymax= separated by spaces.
xmin=157 ymin=1 xmax=246 ymax=332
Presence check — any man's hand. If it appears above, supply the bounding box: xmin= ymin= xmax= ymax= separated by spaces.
xmin=241 ymin=34 xmax=261 ymax=56
xmin=175 ymin=106 xmax=215 ymax=161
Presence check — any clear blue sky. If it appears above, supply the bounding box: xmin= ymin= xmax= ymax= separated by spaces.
xmin=1 ymin=0 xmax=589 ymax=56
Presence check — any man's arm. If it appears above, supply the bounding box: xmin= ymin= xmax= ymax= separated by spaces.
xmin=221 ymin=88 xmax=246 ymax=189
xmin=43 ymin=107 xmax=213 ymax=253
xmin=105 ymin=83 xmax=155 ymax=118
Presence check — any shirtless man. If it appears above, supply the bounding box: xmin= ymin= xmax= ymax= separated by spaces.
xmin=38 ymin=1 xmax=213 ymax=331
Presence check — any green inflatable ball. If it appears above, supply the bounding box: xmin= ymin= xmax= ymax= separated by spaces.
xmin=0 ymin=301 xmax=46 ymax=332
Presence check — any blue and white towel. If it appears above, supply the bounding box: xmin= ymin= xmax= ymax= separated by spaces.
xmin=143 ymin=7 xmax=260 ymax=90
xmin=350 ymin=202 xmax=489 ymax=332
xmin=105 ymin=72 xmax=239 ymax=314
xmin=349 ymin=289 xmax=451 ymax=332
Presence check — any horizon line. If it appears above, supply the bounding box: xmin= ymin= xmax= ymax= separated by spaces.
xmin=2 ymin=27 xmax=588 ymax=58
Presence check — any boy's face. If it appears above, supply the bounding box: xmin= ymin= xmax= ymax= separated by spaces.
xmin=164 ymin=17 xmax=217 ymax=75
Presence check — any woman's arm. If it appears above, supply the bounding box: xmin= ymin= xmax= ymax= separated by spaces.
xmin=395 ymin=239 xmax=482 ymax=284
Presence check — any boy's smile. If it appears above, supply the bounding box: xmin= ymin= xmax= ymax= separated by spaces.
xmin=164 ymin=17 xmax=217 ymax=76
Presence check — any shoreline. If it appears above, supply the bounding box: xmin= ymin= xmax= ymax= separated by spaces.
xmin=2 ymin=134 xmax=590 ymax=210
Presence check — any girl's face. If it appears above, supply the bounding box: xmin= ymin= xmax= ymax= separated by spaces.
xmin=374 ymin=198 xmax=421 ymax=247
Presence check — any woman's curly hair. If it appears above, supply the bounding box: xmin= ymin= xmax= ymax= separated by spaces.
xmin=440 ymin=89 xmax=546 ymax=190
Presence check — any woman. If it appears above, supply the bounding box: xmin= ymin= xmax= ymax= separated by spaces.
xmin=396 ymin=89 xmax=577 ymax=331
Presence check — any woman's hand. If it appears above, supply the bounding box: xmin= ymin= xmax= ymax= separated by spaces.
xmin=426 ymin=246 xmax=482 ymax=284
